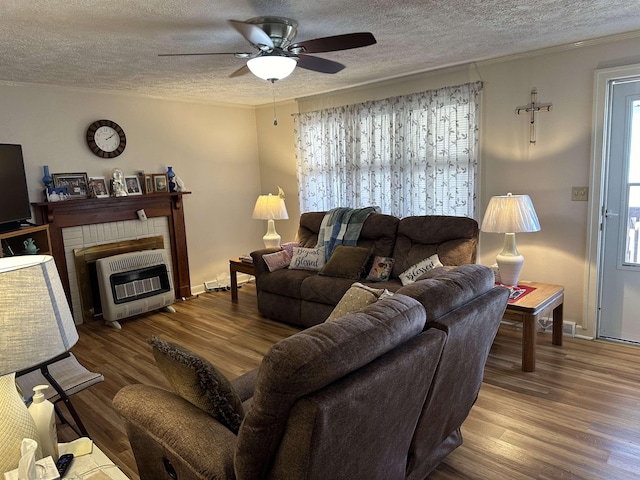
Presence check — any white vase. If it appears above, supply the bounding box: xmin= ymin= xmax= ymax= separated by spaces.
xmin=0 ymin=373 xmax=42 ymax=473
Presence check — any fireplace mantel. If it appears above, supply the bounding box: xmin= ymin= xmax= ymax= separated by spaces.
xmin=32 ymin=192 xmax=191 ymax=303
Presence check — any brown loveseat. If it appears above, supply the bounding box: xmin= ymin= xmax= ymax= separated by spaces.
xmin=251 ymin=212 xmax=479 ymax=327
xmin=114 ymin=265 xmax=509 ymax=480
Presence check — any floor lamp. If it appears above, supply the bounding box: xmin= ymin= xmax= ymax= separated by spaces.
xmin=481 ymin=193 xmax=541 ymax=287
xmin=252 ymin=192 xmax=289 ymax=248
xmin=0 ymin=255 xmax=79 ymax=472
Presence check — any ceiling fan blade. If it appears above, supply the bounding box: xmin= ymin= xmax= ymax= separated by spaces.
xmin=290 ymin=32 xmax=376 ymax=54
xmin=228 ymin=20 xmax=274 ymax=49
xmin=229 ymin=65 xmax=250 ymax=78
xmin=158 ymin=52 xmax=246 ymax=57
xmin=296 ymin=54 xmax=345 ymax=74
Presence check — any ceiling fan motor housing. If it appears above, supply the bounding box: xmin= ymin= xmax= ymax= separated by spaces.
xmin=247 ymin=16 xmax=298 ymax=48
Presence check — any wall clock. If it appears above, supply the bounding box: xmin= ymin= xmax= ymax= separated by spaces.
xmin=86 ymin=119 xmax=126 ymax=158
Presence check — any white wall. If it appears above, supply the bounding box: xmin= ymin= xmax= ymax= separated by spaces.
xmin=256 ymin=33 xmax=640 ymax=338
xmin=0 ymin=82 xmax=265 ymax=294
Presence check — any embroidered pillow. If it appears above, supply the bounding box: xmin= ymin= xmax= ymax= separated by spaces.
xmin=326 ymin=283 xmax=393 ymax=322
xmin=319 ymin=245 xmax=371 ymax=280
xmin=365 ymin=256 xmax=395 ymax=282
xmin=289 ymin=246 xmax=326 ymax=271
xmin=399 ymin=254 xmax=444 ymax=286
xmin=262 ymin=250 xmax=291 ymax=272
xmin=148 ymin=336 xmax=244 ymax=433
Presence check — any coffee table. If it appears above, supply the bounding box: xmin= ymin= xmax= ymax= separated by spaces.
xmin=501 ymin=281 xmax=564 ymax=372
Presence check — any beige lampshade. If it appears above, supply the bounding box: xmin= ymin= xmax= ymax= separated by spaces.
xmin=0 ymin=254 xmax=77 ymax=472
xmin=0 ymin=255 xmax=78 ymax=376
xmin=252 ymin=194 xmax=289 ymax=221
xmin=481 ymin=193 xmax=541 ymax=233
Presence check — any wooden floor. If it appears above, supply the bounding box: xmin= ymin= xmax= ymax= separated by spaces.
xmin=59 ymin=283 xmax=640 ymax=479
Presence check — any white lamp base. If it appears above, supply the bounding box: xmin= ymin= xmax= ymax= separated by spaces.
xmin=496 ymin=233 xmax=524 ymax=287
xmin=262 ymin=219 xmax=281 ymax=248
xmin=0 ymin=373 xmax=42 ymax=473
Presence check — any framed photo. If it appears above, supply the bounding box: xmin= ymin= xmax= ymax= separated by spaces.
xmin=143 ymin=174 xmax=154 ymax=194
xmin=88 ymin=176 xmax=109 ymax=198
xmin=124 ymin=175 xmax=142 ymax=195
xmin=53 ymin=173 xmax=89 ymax=199
xmin=153 ymin=173 xmax=168 ymax=193
xmin=46 ymin=187 xmax=68 ymax=202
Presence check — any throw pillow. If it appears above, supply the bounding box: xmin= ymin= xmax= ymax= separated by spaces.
xmin=262 ymin=250 xmax=291 ymax=272
xmin=325 ymin=282 xmax=393 ymax=322
xmin=365 ymin=256 xmax=395 ymax=282
xmin=289 ymin=246 xmax=326 ymax=271
xmin=399 ymin=254 xmax=444 ymax=286
xmin=280 ymin=241 xmax=300 ymax=258
xmin=147 ymin=336 xmax=244 ymax=433
xmin=319 ymin=245 xmax=371 ymax=279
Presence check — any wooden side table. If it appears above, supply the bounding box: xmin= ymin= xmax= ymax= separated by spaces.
xmin=229 ymin=258 xmax=255 ymax=302
xmin=501 ymin=281 xmax=564 ymax=372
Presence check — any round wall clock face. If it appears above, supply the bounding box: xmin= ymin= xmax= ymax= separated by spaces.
xmin=86 ymin=119 xmax=126 ymax=158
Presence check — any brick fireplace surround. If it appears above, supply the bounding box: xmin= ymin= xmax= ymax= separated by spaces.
xmin=32 ymin=192 xmax=191 ymax=324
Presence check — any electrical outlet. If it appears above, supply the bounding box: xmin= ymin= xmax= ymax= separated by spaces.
xmin=571 ymin=186 xmax=588 ymax=201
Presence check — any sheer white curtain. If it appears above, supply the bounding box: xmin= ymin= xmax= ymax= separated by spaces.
xmin=294 ymin=81 xmax=482 ymax=218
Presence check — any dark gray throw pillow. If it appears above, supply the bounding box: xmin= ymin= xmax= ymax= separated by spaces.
xmin=319 ymin=245 xmax=371 ymax=279
xmin=148 ymin=336 xmax=244 ymax=433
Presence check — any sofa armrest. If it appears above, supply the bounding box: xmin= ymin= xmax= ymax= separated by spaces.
xmin=113 ymin=384 xmax=237 ymax=480
xmin=250 ymin=248 xmax=282 ymax=279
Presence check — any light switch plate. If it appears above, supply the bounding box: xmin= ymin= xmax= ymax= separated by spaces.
xmin=571 ymin=186 xmax=588 ymax=201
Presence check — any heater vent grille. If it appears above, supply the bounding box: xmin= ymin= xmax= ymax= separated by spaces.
xmin=107 ymin=251 xmax=166 ymax=273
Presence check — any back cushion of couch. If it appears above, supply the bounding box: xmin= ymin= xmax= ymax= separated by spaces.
xmin=392 ymin=216 xmax=478 ymax=278
xmin=296 ymin=211 xmax=399 ymax=258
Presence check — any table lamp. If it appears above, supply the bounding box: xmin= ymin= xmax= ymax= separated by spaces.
xmin=481 ymin=193 xmax=541 ymax=286
xmin=252 ymin=189 xmax=289 ymax=248
xmin=0 ymin=255 xmax=79 ymax=472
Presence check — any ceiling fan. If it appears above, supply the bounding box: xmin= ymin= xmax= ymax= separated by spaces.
xmin=159 ymin=16 xmax=377 ymax=82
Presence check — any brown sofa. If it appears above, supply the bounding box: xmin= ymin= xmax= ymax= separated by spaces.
xmin=113 ymin=265 xmax=509 ymax=480
xmin=251 ymin=212 xmax=479 ymax=327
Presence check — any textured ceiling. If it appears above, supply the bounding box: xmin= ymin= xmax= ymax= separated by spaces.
xmin=2 ymin=1 xmax=640 ymax=106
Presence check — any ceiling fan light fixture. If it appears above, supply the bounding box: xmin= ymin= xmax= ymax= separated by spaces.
xmin=247 ymin=55 xmax=297 ymax=81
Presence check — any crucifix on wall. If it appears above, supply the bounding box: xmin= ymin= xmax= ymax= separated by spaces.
xmin=516 ymin=88 xmax=552 ymax=144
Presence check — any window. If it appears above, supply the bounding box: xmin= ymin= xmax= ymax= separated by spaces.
xmin=294 ymin=81 xmax=482 ymax=218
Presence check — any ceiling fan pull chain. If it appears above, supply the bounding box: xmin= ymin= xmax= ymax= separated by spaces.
xmin=272 ymin=80 xmax=278 ymax=126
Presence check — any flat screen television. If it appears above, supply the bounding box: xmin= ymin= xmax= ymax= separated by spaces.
xmin=0 ymin=144 xmax=32 ymax=233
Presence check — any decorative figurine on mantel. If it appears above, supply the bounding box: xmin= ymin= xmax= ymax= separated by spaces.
xmin=111 ymin=168 xmax=127 ymax=197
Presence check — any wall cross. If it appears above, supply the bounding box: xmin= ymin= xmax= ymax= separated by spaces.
xmin=516 ymin=88 xmax=552 ymax=144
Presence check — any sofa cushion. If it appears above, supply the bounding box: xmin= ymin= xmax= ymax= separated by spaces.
xmin=148 ymin=336 xmax=244 ymax=433
xmin=397 ymin=264 xmax=495 ymax=322
xmin=366 ymin=256 xmax=395 ymax=281
xmin=262 ymin=250 xmax=291 ymax=272
xmin=326 ymin=282 xmax=391 ymax=321
xmin=399 ymin=254 xmax=444 ymax=285
xmin=392 ymin=216 xmax=479 ymax=277
xmin=319 ymin=245 xmax=371 ymax=279
xmin=300 ymin=274 xmax=360 ymax=306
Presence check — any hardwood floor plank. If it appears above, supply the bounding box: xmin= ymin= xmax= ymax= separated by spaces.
xmin=55 ymin=284 xmax=640 ymax=479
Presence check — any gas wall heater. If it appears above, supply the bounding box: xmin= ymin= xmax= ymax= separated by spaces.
xmin=96 ymin=249 xmax=174 ymax=328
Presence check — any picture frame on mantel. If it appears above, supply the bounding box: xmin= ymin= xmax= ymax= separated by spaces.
xmin=143 ymin=174 xmax=154 ymax=194
xmin=89 ymin=176 xmax=109 ymax=198
xmin=53 ymin=172 xmax=89 ymax=199
xmin=153 ymin=173 xmax=168 ymax=193
xmin=124 ymin=175 xmax=142 ymax=195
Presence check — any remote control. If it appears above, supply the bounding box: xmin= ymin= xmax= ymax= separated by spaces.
xmin=56 ymin=453 xmax=74 ymax=478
